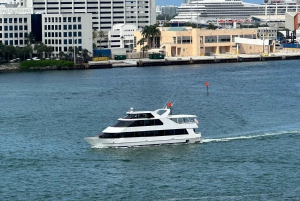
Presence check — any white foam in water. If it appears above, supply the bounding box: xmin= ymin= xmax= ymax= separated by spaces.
xmin=201 ymin=130 xmax=300 ymax=143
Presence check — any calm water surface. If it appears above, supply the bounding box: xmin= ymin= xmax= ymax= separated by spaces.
xmin=1 ymin=60 xmax=300 ymax=200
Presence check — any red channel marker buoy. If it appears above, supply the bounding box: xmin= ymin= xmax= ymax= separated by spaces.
xmin=205 ymin=82 xmax=209 ymax=94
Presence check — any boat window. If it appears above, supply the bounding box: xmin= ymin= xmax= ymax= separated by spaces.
xmin=112 ymin=121 xmax=133 ymax=127
xmin=157 ymin=109 xmax=168 ymax=115
xmin=101 ymin=129 xmax=188 ymax=138
xmin=169 ymin=118 xmax=177 ymax=123
xmin=113 ymin=119 xmax=163 ymax=127
xmin=124 ymin=113 xmax=154 ymax=119
xmin=165 ymin=130 xmax=174 ymax=135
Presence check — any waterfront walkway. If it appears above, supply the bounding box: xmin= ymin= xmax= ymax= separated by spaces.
xmin=2 ymin=49 xmax=300 ymax=71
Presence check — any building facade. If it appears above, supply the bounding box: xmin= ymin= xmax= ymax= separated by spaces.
xmin=32 ymin=0 xmax=156 ymax=31
xmin=0 ymin=14 xmax=32 ymax=46
xmin=108 ymin=24 xmax=137 ymax=52
xmin=134 ymin=27 xmax=275 ymax=57
xmin=42 ymin=14 xmax=93 ymax=56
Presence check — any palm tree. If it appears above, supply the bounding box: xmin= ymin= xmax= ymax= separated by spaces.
xmin=120 ymin=36 xmax=124 ymax=48
xmin=137 ymin=38 xmax=147 ymax=58
xmin=68 ymin=46 xmax=74 ymax=60
xmin=207 ymin=23 xmax=216 ymax=30
xmin=26 ymin=32 xmax=36 ymax=44
xmin=141 ymin=24 xmax=161 ymax=49
xmin=82 ymin=48 xmax=91 ymax=61
xmin=92 ymin=29 xmax=98 ymax=48
xmin=59 ymin=51 xmax=65 ymax=59
xmin=97 ymin=30 xmax=105 ymax=48
xmin=34 ymin=43 xmax=48 ymax=58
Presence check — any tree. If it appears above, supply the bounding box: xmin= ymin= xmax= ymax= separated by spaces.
xmin=141 ymin=24 xmax=161 ymax=49
xmin=207 ymin=23 xmax=217 ymax=30
xmin=59 ymin=51 xmax=65 ymax=59
xmin=82 ymin=48 xmax=91 ymax=61
xmin=92 ymin=29 xmax=98 ymax=48
xmin=97 ymin=30 xmax=105 ymax=48
xmin=45 ymin=46 xmax=53 ymax=58
xmin=26 ymin=32 xmax=36 ymax=44
xmin=120 ymin=36 xmax=124 ymax=48
xmin=34 ymin=43 xmax=48 ymax=58
xmin=137 ymin=38 xmax=147 ymax=58
xmin=68 ymin=46 xmax=74 ymax=60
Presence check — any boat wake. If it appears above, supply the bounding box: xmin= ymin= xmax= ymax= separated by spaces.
xmin=201 ymin=130 xmax=300 ymax=143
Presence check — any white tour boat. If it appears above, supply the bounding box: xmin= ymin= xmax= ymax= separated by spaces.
xmin=84 ymin=102 xmax=201 ymax=148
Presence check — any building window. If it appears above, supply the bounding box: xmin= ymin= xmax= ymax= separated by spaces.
xmin=14 ymin=18 xmax=17 ymax=23
xmin=64 ymin=32 xmax=67 ymax=37
xmin=63 ymin=25 xmax=67 ymax=30
xmin=14 ymin=33 xmax=18 ymax=37
xmin=45 ymin=18 xmax=47 ymax=22
xmin=73 ymin=17 xmax=76 ymax=22
xmin=64 ymin=39 xmax=67 ymax=44
xmin=24 ymin=25 xmax=28 ymax=31
xmin=19 ymin=18 xmax=22 ymax=23
xmin=20 ymin=40 xmax=23 ymax=45
xmin=68 ymin=32 xmax=72 ymax=37
xmin=4 ymin=18 xmax=7 ymax=23
xmin=9 ymin=26 xmax=13 ymax=31
xmin=78 ymin=24 xmax=82 ymax=29
xmin=68 ymin=25 xmax=72 ymax=30
xmin=63 ymin=17 xmax=66 ymax=22
xmin=68 ymin=17 xmax=71 ymax=22
xmin=4 ymin=26 xmax=8 ymax=31
xmin=45 ymin=25 xmax=47 ymax=30
xmin=73 ymin=32 xmax=77 ymax=37
xmin=78 ymin=32 xmax=81 ymax=37
xmin=20 ymin=33 xmax=23 ymax=37
xmin=73 ymin=25 xmax=77 ymax=30
xmin=78 ymin=39 xmax=82 ymax=44
xmin=64 ymin=47 xmax=67 ymax=51
xmin=4 ymin=33 xmax=8 ymax=38
xmin=78 ymin=17 xmax=81 ymax=22
xmin=69 ymin=39 xmax=72 ymax=44
xmin=9 ymin=18 xmax=12 ymax=23
xmin=45 ymin=32 xmax=47 ymax=37
xmin=9 ymin=33 xmax=13 ymax=38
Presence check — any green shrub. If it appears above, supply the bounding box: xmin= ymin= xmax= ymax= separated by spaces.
xmin=19 ymin=60 xmax=74 ymax=70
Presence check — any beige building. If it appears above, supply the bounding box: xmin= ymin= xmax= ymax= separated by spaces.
xmin=134 ymin=27 xmax=275 ymax=57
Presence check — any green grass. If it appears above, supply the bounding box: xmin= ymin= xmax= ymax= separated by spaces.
xmin=19 ymin=60 xmax=74 ymax=70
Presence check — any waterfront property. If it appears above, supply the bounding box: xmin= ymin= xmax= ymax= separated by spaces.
xmin=134 ymin=27 xmax=275 ymax=57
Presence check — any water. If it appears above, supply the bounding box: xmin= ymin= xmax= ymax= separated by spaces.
xmin=1 ymin=60 xmax=300 ymax=200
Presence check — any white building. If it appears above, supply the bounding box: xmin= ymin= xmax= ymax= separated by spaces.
xmin=108 ymin=24 xmax=137 ymax=52
xmin=161 ymin=5 xmax=177 ymax=18
xmin=32 ymin=0 xmax=156 ymax=31
xmin=42 ymin=14 xmax=93 ymax=56
xmin=0 ymin=14 xmax=31 ymax=46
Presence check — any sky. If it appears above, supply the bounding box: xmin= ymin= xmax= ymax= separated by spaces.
xmin=156 ymin=0 xmax=264 ymax=6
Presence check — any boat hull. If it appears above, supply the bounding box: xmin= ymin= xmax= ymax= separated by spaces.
xmin=84 ymin=134 xmax=201 ymax=148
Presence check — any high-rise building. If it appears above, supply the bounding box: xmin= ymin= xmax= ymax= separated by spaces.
xmin=31 ymin=0 xmax=156 ymax=31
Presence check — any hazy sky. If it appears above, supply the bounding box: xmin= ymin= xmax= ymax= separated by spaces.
xmin=156 ymin=0 xmax=264 ymax=6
